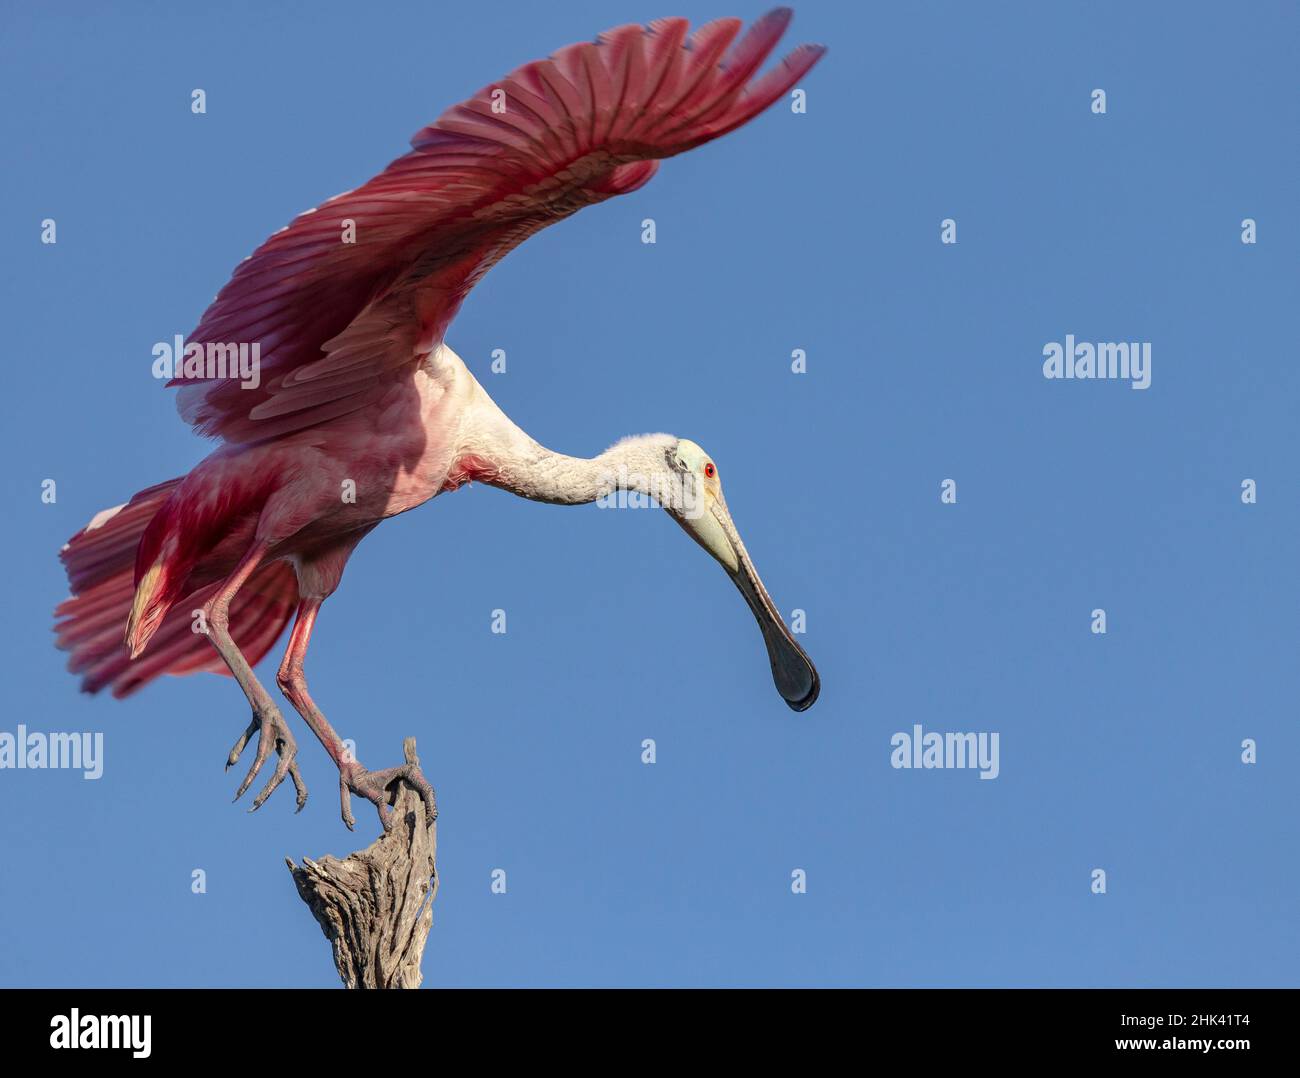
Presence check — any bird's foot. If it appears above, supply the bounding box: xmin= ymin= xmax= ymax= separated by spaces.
xmin=338 ymin=740 xmax=436 ymax=832
xmin=226 ymin=706 xmax=308 ymax=813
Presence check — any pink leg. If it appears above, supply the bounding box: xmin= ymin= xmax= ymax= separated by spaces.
xmin=278 ymin=597 xmax=436 ymax=832
xmin=203 ymin=542 xmax=307 ymax=812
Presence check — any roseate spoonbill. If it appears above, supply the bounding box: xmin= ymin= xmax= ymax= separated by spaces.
xmin=54 ymin=9 xmax=824 ymax=830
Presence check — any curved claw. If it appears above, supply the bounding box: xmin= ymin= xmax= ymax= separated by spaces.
xmin=340 ymin=775 xmax=357 ymax=832
xmin=226 ymin=717 xmax=258 ymax=770
xmin=340 ymin=758 xmax=437 ymax=833
xmin=250 ymin=754 xmax=307 ymax=813
xmin=225 ymin=708 xmax=307 ymax=814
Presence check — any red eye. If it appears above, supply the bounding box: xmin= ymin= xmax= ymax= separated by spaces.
xmin=704 ymin=462 xmax=716 ymax=479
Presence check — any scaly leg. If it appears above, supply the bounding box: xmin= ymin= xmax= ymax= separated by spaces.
xmin=277 ymin=596 xmax=436 ymax=831
xmin=202 ymin=542 xmax=307 ymax=812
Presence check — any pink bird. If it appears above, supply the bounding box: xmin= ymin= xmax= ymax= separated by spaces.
xmin=54 ymin=10 xmax=823 ymax=830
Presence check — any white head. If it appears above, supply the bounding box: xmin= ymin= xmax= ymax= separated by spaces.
xmin=603 ymin=434 xmax=820 ymax=712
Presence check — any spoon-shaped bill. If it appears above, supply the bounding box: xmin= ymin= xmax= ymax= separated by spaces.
xmin=674 ymin=494 xmax=820 ymax=712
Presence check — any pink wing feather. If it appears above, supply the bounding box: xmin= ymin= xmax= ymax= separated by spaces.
xmin=172 ymin=9 xmax=824 ymax=443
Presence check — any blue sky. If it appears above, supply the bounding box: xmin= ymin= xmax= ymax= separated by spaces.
xmin=1 ymin=0 xmax=1296 ymax=987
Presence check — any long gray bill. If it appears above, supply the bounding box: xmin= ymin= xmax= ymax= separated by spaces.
xmin=728 ymin=552 xmax=820 ymax=712
xmin=676 ymin=493 xmax=820 ymax=712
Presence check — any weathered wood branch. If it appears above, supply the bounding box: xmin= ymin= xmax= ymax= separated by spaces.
xmin=286 ymin=740 xmax=437 ymax=989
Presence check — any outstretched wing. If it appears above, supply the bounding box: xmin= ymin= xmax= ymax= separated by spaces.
xmin=172 ymin=9 xmax=824 ymax=442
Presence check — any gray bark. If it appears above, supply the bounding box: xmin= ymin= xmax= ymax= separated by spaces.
xmin=286 ymin=742 xmax=437 ymax=989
